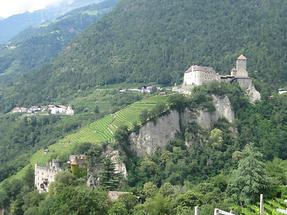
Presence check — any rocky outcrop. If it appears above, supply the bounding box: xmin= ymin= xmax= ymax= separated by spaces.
xmin=130 ymin=95 xmax=235 ymax=156
xmin=130 ymin=110 xmax=181 ymax=156
xmin=246 ymin=84 xmax=261 ymax=103
xmin=193 ymin=95 xmax=234 ymax=129
xmin=236 ymin=78 xmax=261 ymax=103
xmin=108 ymin=150 xmax=128 ymax=179
xmin=87 ymin=148 xmax=128 ymax=188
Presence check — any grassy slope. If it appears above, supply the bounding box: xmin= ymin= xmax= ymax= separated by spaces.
xmin=1 ymin=95 xmax=167 ymax=183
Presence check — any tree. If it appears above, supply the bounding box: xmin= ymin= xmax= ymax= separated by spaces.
xmin=140 ymin=109 xmax=149 ymax=124
xmin=143 ymin=193 xmax=172 ymax=215
xmin=100 ymin=157 xmax=119 ymax=190
xmin=36 ymin=187 xmax=109 ymax=215
xmin=108 ymin=201 xmax=128 ymax=215
xmin=227 ymin=144 xmax=270 ymax=205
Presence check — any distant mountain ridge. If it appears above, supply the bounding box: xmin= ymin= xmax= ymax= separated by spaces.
xmin=0 ymin=0 xmax=105 ymax=44
xmin=0 ymin=0 xmax=117 ymax=79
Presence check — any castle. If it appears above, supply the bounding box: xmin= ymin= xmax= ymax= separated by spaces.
xmin=34 ymin=160 xmax=62 ymax=193
xmin=182 ymin=65 xmax=220 ymax=87
xmin=174 ymin=55 xmax=261 ymax=102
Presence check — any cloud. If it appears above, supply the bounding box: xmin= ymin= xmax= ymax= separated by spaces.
xmin=0 ymin=0 xmax=64 ymax=18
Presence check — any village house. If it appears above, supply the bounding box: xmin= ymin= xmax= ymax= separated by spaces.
xmin=11 ymin=104 xmax=74 ymax=115
xmin=49 ymin=105 xmax=74 ymax=115
xmin=11 ymin=107 xmax=27 ymax=113
xmin=119 ymin=86 xmax=158 ymax=94
xmin=278 ymin=88 xmax=287 ymax=95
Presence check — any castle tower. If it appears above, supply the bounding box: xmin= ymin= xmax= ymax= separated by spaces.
xmin=236 ymin=55 xmax=248 ymax=77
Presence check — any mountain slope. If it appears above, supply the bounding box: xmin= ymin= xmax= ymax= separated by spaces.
xmin=0 ymin=0 xmax=117 ymax=77
xmin=0 ymin=0 xmax=105 ymax=44
xmin=1 ymin=0 xmax=287 ymax=111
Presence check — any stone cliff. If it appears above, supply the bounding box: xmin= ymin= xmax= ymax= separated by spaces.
xmin=130 ymin=95 xmax=235 ymax=156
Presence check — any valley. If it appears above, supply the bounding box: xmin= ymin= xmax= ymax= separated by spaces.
xmin=0 ymin=0 xmax=287 ymax=214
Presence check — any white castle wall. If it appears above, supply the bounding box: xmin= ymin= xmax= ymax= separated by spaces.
xmin=34 ymin=161 xmax=61 ymax=193
xmin=183 ymin=65 xmax=220 ymax=87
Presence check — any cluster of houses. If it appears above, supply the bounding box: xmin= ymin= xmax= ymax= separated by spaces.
xmin=119 ymin=85 xmax=158 ymax=94
xmin=11 ymin=104 xmax=74 ymax=115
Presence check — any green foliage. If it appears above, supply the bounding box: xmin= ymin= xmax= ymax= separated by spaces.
xmin=108 ymin=201 xmax=128 ymax=215
xmin=37 ymin=187 xmax=108 ymax=215
xmin=100 ymin=158 xmax=120 ymax=190
xmin=2 ymin=0 xmax=287 ymax=110
xmin=227 ymin=144 xmax=270 ymax=205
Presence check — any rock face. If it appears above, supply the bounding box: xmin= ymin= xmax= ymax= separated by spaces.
xmin=235 ymin=78 xmax=261 ymax=103
xmin=194 ymin=95 xmax=235 ymax=129
xmin=246 ymin=83 xmax=261 ymax=103
xmin=87 ymin=148 xmax=128 ymax=188
xmin=109 ymin=150 xmax=128 ymax=179
xmin=130 ymin=95 xmax=234 ymax=156
xmin=130 ymin=110 xmax=181 ymax=156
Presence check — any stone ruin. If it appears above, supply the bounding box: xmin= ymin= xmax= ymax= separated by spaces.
xmin=34 ymin=160 xmax=61 ymax=193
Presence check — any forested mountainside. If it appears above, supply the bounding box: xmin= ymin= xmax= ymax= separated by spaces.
xmin=0 ymin=0 xmax=118 ymax=78
xmin=1 ymin=0 xmax=286 ymax=111
xmin=1 ymin=83 xmax=287 ymax=214
xmin=0 ymin=0 xmax=106 ymax=44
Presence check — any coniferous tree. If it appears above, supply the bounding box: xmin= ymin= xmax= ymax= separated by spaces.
xmin=227 ymin=144 xmax=270 ymax=205
xmin=100 ymin=157 xmax=119 ymax=190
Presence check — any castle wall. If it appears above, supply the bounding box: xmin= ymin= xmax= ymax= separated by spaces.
xmin=34 ymin=162 xmax=61 ymax=193
xmin=183 ymin=65 xmax=220 ymax=87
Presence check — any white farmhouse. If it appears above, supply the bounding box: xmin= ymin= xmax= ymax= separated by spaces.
xmin=11 ymin=107 xmax=28 ymax=113
xmin=49 ymin=105 xmax=74 ymax=115
xmin=278 ymin=88 xmax=287 ymax=95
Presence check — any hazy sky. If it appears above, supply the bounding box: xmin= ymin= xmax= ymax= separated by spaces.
xmin=0 ymin=0 xmax=64 ymax=18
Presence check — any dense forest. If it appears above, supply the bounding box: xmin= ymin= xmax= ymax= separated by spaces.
xmin=0 ymin=0 xmax=286 ymax=112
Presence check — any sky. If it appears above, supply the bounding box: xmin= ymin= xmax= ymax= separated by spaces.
xmin=0 ymin=0 xmax=64 ymax=18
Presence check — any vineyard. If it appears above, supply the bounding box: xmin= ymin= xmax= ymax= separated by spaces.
xmin=30 ymin=95 xmax=168 ymax=165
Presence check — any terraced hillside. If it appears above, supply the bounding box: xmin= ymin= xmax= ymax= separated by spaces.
xmin=5 ymin=95 xmax=167 ymax=181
